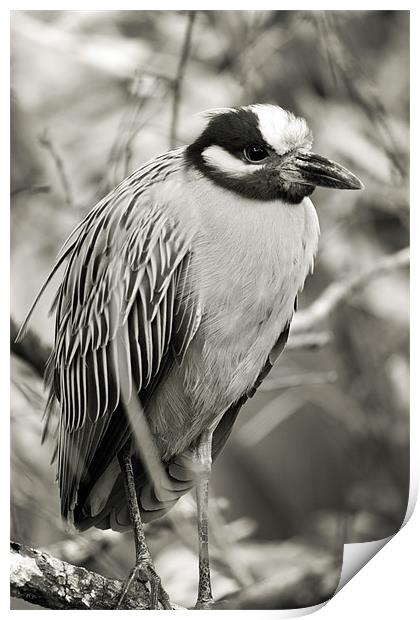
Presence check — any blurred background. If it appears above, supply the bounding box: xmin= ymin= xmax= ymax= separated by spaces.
xmin=10 ymin=10 xmax=409 ymax=610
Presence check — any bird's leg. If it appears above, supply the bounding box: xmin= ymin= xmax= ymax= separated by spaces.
xmin=116 ymin=446 xmax=171 ymax=610
xmin=194 ymin=428 xmax=214 ymax=609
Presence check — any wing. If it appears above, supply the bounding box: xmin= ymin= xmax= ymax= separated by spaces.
xmin=46 ymin=184 xmax=201 ymax=521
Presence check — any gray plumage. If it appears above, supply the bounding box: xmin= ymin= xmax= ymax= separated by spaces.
xmin=18 ymin=104 xmax=362 ymax=534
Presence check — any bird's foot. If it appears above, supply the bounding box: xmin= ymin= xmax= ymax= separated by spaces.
xmin=116 ymin=559 xmax=171 ymax=610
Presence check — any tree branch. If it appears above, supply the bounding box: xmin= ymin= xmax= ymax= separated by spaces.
xmin=38 ymin=129 xmax=74 ymax=209
xmin=11 ymin=539 xmax=335 ymax=610
xmin=10 ymin=540 xmax=156 ymax=610
xmin=10 ymin=318 xmax=50 ymax=378
xmin=292 ymin=247 xmax=409 ymax=333
xmin=259 ymin=370 xmax=337 ymax=392
xmin=169 ymin=11 xmax=196 ymax=148
xmin=286 ymin=331 xmax=332 ymax=351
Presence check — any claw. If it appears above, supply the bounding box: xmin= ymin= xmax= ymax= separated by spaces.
xmin=116 ymin=561 xmax=171 ymax=610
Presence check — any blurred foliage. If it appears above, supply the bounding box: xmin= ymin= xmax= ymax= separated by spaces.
xmin=10 ymin=10 xmax=409 ymax=610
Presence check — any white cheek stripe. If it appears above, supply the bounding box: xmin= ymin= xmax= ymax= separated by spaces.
xmin=202 ymin=145 xmax=259 ymax=177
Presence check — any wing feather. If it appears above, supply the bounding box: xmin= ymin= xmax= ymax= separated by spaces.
xmin=44 ymin=179 xmax=200 ymax=520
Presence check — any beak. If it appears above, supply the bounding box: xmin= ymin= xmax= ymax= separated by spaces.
xmin=280 ymin=150 xmax=364 ymax=190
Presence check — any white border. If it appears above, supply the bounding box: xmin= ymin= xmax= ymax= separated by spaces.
xmin=3 ymin=4 xmax=416 ymax=617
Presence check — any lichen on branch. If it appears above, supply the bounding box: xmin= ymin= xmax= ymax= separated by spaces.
xmin=10 ymin=540 xmax=152 ymax=610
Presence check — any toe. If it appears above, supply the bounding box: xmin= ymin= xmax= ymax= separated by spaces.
xmin=116 ymin=561 xmax=172 ymax=610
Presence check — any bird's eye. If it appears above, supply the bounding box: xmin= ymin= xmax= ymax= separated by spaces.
xmin=244 ymin=144 xmax=269 ymax=163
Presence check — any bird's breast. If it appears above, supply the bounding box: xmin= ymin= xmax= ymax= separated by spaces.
xmin=193 ymin=190 xmax=319 ymax=334
xmin=146 ymin=174 xmax=319 ymax=457
xmin=187 ymin=181 xmax=319 ymax=407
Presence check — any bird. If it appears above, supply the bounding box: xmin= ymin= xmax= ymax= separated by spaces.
xmin=18 ymin=104 xmax=363 ymax=609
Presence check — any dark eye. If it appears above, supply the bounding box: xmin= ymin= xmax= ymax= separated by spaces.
xmin=244 ymin=144 xmax=269 ymax=163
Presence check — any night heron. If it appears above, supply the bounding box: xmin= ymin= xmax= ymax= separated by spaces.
xmin=18 ymin=104 xmax=363 ymax=608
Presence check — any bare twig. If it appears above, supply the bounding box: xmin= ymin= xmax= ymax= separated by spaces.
xmin=11 ymin=317 xmax=50 ymax=378
xmin=169 ymin=11 xmax=196 ymax=148
xmin=292 ymin=247 xmax=409 ymax=333
xmin=286 ymin=331 xmax=332 ymax=351
xmin=314 ymin=12 xmax=406 ymax=180
xmin=259 ymin=370 xmax=338 ymax=392
xmin=237 ymin=390 xmax=305 ymax=448
xmin=38 ymin=129 xmax=74 ymax=208
xmin=100 ymin=69 xmax=170 ymax=194
xmin=11 ymin=184 xmax=51 ymax=197
xmin=121 ymin=72 xmax=170 ymax=177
